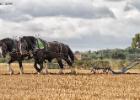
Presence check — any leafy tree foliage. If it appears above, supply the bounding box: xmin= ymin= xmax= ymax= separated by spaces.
xmin=132 ymin=33 xmax=140 ymax=48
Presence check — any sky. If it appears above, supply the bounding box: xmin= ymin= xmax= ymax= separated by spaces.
xmin=0 ymin=0 xmax=139 ymax=51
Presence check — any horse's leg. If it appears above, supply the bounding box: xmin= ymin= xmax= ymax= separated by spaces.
xmin=64 ymin=57 xmax=76 ymax=74
xmin=39 ymin=63 xmax=44 ymax=74
xmin=8 ymin=59 xmax=15 ymax=75
xmin=57 ymin=59 xmax=64 ymax=74
xmin=44 ymin=59 xmax=53 ymax=74
xmin=34 ymin=61 xmax=43 ymax=74
xmin=18 ymin=60 xmax=24 ymax=75
xmin=45 ymin=62 xmax=48 ymax=74
xmin=34 ymin=61 xmax=40 ymax=74
xmin=45 ymin=61 xmax=51 ymax=74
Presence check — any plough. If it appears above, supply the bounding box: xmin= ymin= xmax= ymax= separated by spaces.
xmin=111 ymin=61 xmax=140 ymax=74
xmin=91 ymin=60 xmax=140 ymax=74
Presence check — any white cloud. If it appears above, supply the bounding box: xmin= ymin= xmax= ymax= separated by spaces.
xmin=0 ymin=0 xmax=139 ymax=51
xmin=105 ymin=0 xmax=126 ymax=2
xmin=0 ymin=0 xmax=115 ymax=21
xmin=128 ymin=0 xmax=140 ymax=11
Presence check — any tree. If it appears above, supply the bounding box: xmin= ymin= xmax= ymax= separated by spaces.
xmin=111 ymin=51 xmax=126 ymax=59
xmin=131 ymin=33 xmax=140 ymax=48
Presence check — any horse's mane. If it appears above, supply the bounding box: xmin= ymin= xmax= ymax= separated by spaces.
xmin=21 ymin=36 xmax=37 ymax=50
xmin=1 ymin=38 xmax=13 ymax=42
xmin=22 ymin=36 xmax=36 ymax=42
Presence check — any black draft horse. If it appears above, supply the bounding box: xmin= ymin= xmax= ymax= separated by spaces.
xmin=33 ymin=41 xmax=75 ymax=74
xmin=20 ymin=37 xmax=75 ymax=74
xmin=19 ymin=36 xmax=47 ymax=73
xmin=0 ymin=38 xmax=28 ymax=75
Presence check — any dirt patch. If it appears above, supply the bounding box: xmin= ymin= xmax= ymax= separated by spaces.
xmin=0 ymin=63 xmax=139 ymax=100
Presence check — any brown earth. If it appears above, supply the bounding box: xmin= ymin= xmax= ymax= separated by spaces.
xmin=0 ymin=63 xmax=139 ymax=100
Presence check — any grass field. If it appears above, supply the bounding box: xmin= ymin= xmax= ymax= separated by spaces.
xmin=0 ymin=63 xmax=140 ymax=100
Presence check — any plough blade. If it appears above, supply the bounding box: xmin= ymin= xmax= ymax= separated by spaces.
xmin=120 ymin=62 xmax=139 ymax=73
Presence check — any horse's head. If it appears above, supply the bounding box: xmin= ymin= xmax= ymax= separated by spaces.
xmin=19 ymin=38 xmax=28 ymax=55
xmin=0 ymin=41 xmax=7 ymax=58
xmin=19 ymin=36 xmax=37 ymax=54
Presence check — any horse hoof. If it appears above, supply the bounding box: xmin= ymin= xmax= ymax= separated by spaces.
xmin=59 ymin=69 xmax=64 ymax=74
xmin=59 ymin=72 xmax=64 ymax=74
xmin=59 ymin=71 xmax=64 ymax=74
xmin=9 ymin=71 xmax=14 ymax=75
xmin=71 ymin=68 xmax=76 ymax=74
xmin=71 ymin=70 xmax=76 ymax=74
xmin=19 ymin=71 xmax=24 ymax=75
xmin=20 ymin=72 xmax=23 ymax=75
xmin=38 ymin=72 xmax=41 ymax=75
xmin=45 ymin=71 xmax=49 ymax=74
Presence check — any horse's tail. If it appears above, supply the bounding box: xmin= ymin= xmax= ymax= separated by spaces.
xmin=68 ymin=46 xmax=74 ymax=63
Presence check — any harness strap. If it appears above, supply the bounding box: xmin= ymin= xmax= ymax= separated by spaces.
xmin=59 ymin=43 xmax=62 ymax=54
xmin=46 ymin=42 xmax=50 ymax=50
xmin=36 ymin=38 xmax=45 ymax=49
xmin=10 ymin=51 xmax=30 ymax=56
